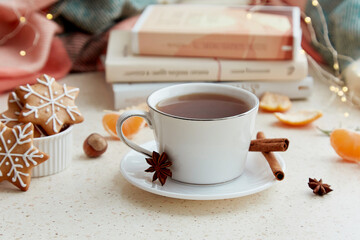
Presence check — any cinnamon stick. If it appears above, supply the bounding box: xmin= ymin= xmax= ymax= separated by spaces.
xmin=249 ymin=138 xmax=289 ymax=152
xmin=256 ymin=132 xmax=285 ymax=181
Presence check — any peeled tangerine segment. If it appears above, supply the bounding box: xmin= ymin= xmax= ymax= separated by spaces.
xmin=274 ymin=110 xmax=322 ymax=126
xmin=330 ymin=129 xmax=360 ymax=162
xmin=259 ymin=92 xmax=292 ymax=112
xmin=102 ymin=103 xmax=148 ymax=139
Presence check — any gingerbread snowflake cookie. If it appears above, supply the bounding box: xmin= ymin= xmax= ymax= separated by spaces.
xmin=0 ymin=122 xmax=49 ymax=191
xmin=15 ymin=74 xmax=84 ymax=135
xmin=0 ymin=92 xmax=44 ymax=137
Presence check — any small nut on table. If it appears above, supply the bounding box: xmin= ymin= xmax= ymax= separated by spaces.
xmin=83 ymin=133 xmax=108 ymax=158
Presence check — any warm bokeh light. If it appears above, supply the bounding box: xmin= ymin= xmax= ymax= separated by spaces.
xmin=46 ymin=13 xmax=53 ymax=20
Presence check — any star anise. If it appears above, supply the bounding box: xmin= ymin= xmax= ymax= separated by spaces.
xmin=308 ymin=178 xmax=333 ymax=196
xmin=145 ymin=151 xmax=172 ymax=185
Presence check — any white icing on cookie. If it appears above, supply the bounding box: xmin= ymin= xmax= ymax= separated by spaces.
xmin=0 ymin=123 xmax=44 ymax=187
xmin=1 ymin=92 xmax=45 ymax=138
xmin=19 ymin=74 xmax=81 ymax=133
xmin=0 ymin=113 xmax=18 ymax=125
xmin=0 ymin=92 xmax=22 ymax=125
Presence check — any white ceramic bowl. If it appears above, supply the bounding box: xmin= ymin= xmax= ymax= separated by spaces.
xmin=32 ymin=126 xmax=73 ymax=177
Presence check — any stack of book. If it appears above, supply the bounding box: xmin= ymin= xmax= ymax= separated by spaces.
xmin=105 ymin=5 xmax=312 ymax=109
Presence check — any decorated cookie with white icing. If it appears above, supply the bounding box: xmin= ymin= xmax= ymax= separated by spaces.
xmin=15 ymin=74 xmax=84 ymax=135
xmin=0 ymin=122 xmax=49 ymax=191
xmin=0 ymin=92 xmax=44 ymax=138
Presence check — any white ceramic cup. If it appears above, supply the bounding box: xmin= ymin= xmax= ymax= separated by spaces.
xmin=117 ymin=83 xmax=259 ymax=185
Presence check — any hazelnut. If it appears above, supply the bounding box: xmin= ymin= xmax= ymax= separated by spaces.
xmin=83 ymin=133 xmax=108 ymax=158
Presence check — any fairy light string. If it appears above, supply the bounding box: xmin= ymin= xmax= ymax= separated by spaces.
xmin=252 ymin=0 xmax=357 ymax=115
xmin=300 ymin=0 xmax=357 ymax=112
xmin=0 ymin=0 xmax=61 ymax=57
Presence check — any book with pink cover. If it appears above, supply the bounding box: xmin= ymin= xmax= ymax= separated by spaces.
xmin=132 ymin=5 xmax=301 ymax=60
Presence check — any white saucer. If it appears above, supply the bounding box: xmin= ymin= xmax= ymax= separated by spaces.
xmin=120 ymin=141 xmax=286 ymax=200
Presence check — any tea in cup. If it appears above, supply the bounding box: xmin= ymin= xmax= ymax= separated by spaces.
xmin=117 ymin=83 xmax=259 ymax=184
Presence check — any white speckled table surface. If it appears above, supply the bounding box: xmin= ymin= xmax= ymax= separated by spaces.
xmin=1 ymin=71 xmax=359 ymax=239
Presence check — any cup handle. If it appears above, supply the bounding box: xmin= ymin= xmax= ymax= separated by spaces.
xmin=116 ymin=110 xmax=153 ymax=157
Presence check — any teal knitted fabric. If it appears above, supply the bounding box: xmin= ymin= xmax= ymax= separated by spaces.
xmin=50 ymin=0 xmax=156 ymax=71
xmin=305 ymin=0 xmax=360 ymax=72
xmin=52 ymin=0 xmax=156 ymax=34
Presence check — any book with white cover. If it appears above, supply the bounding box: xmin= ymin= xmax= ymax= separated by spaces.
xmin=111 ymin=77 xmax=313 ymax=109
xmin=105 ymin=30 xmax=308 ymax=83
